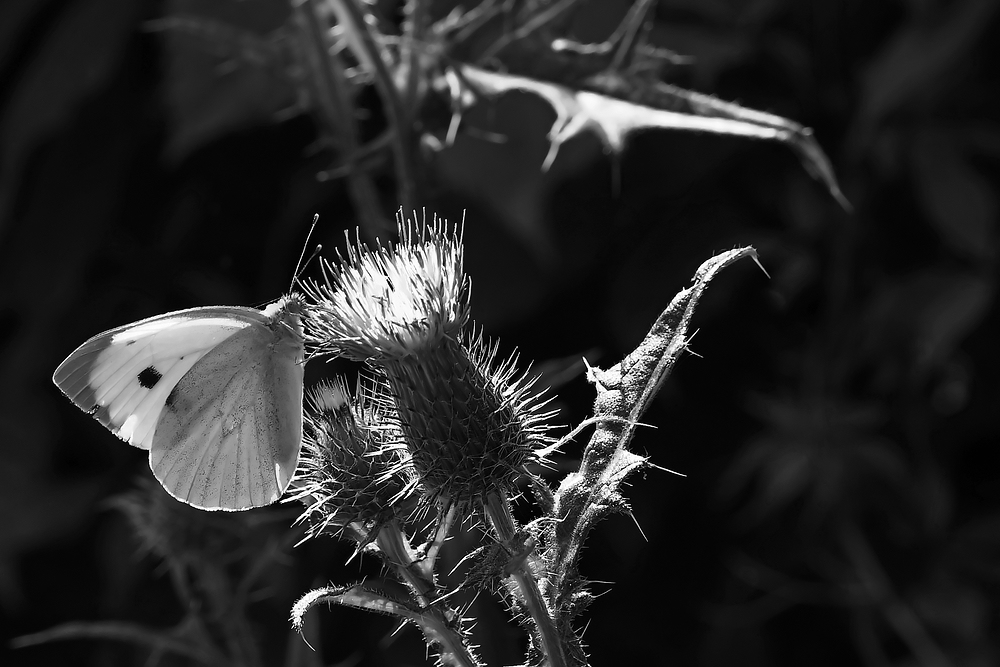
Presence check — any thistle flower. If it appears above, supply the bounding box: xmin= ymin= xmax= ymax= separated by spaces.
xmin=307 ymin=213 xmax=469 ymax=361
xmin=290 ymin=376 xmax=411 ymax=541
xmin=304 ymin=212 xmax=556 ymax=514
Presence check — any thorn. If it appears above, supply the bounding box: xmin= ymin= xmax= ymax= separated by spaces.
xmin=630 ymin=511 xmax=649 ymax=542
xmin=749 ymin=249 xmax=771 ymax=279
xmin=647 ymin=460 xmax=686 ymax=477
xmin=831 ymin=185 xmax=854 ymax=214
xmin=581 ymin=356 xmax=604 ymax=389
xmin=684 ymin=329 xmax=703 ymax=358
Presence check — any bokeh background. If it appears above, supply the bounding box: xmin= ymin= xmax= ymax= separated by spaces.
xmin=2 ymin=0 xmax=999 ymax=665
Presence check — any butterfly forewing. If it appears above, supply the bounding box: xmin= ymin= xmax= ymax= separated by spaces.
xmin=53 ymin=310 xmax=258 ymax=450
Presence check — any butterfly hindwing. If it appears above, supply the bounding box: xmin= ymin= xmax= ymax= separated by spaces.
xmin=150 ymin=318 xmax=303 ymax=510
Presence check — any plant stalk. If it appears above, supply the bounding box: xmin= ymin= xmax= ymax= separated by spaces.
xmin=484 ymin=492 xmax=566 ymax=667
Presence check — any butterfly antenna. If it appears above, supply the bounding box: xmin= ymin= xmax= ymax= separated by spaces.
xmin=290 ymin=214 xmax=323 ymax=293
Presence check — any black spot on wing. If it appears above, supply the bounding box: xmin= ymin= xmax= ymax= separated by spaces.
xmin=138 ymin=366 xmax=163 ymax=389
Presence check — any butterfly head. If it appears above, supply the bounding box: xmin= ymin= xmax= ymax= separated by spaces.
xmin=262 ymin=294 xmax=307 ymax=346
xmin=261 ymin=293 xmax=303 ymax=317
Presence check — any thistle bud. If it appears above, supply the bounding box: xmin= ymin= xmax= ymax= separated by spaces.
xmin=305 ymin=212 xmax=555 ymax=514
xmin=291 ymin=377 xmax=411 ymax=540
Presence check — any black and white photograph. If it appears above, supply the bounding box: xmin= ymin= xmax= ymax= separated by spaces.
xmin=2 ymin=1 xmax=999 ymax=665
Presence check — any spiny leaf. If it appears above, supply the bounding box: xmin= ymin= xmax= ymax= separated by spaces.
xmin=547 ymin=247 xmax=763 ymax=615
xmin=292 ymin=584 xmax=412 ymax=630
xmin=456 ymin=65 xmax=849 ymax=209
xmin=292 ymin=584 xmax=481 ymax=667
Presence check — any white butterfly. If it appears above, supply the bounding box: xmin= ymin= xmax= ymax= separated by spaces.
xmin=53 ymin=295 xmax=306 ymax=511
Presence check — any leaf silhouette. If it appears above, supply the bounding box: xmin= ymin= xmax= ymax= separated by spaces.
xmin=457 ymin=66 xmax=850 ymax=209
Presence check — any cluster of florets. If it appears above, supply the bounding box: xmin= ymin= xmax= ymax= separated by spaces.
xmin=300 ymin=211 xmax=555 ymax=518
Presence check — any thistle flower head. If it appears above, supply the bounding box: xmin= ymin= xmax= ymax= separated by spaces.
xmin=290 ymin=376 xmax=412 ymax=541
xmin=305 ymin=211 xmax=557 ymax=516
xmin=304 ymin=212 xmax=469 ymax=361
xmin=388 ymin=330 xmax=557 ymax=512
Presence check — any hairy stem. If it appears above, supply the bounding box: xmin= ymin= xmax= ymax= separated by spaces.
xmin=484 ymin=492 xmax=566 ymax=667
xmin=375 ymin=520 xmax=437 ymax=606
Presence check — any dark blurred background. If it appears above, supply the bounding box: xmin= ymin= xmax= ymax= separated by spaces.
xmin=2 ymin=0 xmax=999 ymax=665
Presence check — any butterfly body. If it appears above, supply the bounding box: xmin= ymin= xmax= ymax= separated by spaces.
xmin=53 ymin=295 xmax=305 ymax=511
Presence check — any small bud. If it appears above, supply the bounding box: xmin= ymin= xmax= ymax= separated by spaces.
xmin=291 ymin=376 xmax=411 ymax=540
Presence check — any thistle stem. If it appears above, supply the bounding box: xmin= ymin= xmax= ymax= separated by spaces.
xmin=374 ymin=521 xmax=481 ymax=667
xmin=375 ymin=520 xmax=436 ymax=606
xmin=483 ymin=492 xmax=566 ymax=667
